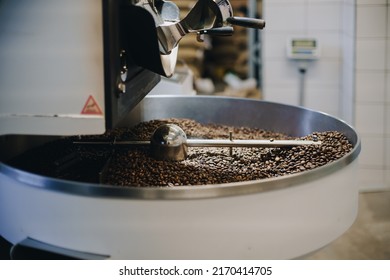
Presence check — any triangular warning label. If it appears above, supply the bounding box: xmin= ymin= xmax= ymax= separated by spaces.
xmin=81 ymin=95 xmax=103 ymax=115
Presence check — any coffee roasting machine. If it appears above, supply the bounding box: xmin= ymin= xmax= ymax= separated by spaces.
xmin=0 ymin=0 xmax=360 ymax=259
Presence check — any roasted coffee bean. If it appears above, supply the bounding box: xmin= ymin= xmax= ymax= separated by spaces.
xmin=100 ymin=119 xmax=353 ymax=186
xmin=9 ymin=118 xmax=353 ymax=187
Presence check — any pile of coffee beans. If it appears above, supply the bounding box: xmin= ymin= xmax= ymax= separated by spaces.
xmin=103 ymin=118 xmax=353 ymax=186
xmin=9 ymin=118 xmax=353 ymax=187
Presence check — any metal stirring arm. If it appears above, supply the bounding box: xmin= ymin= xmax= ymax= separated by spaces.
xmin=73 ymin=124 xmax=321 ymax=161
xmin=186 ymin=139 xmax=320 ymax=148
xmin=73 ymin=139 xmax=320 ymax=148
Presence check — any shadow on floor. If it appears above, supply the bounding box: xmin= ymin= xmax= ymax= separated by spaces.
xmin=304 ymin=191 xmax=390 ymax=259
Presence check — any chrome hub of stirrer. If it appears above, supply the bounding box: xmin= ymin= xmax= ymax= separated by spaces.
xmin=74 ymin=124 xmax=321 ymax=161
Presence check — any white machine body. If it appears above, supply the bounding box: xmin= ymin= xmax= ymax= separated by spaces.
xmin=0 ymin=1 xmax=361 ymax=260
xmin=0 ymin=0 xmax=106 ymax=135
xmin=0 ymin=159 xmax=358 ymax=259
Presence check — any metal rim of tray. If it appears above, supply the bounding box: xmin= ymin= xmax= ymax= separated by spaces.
xmin=0 ymin=96 xmax=361 ymax=200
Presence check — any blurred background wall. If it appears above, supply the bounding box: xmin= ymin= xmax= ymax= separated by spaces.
xmin=262 ymin=0 xmax=390 ymax=192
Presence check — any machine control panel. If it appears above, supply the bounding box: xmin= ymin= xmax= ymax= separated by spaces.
xmin=287 ymin=38 xmax=320 ymax=60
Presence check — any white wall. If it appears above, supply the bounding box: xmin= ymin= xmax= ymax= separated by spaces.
xmin=354 ymin=0 xmax=390 ymax=191
xmin=262 ymin=0 xmax=346 ymax=118
xmin=262 ymin=0 xmax=390 ymax=191
xmin=341 ymin=0 xmax=356 ymax=125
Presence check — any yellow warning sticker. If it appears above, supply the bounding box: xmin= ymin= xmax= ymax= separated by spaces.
xmin=81 ymin=95 xmax=103 ymax=115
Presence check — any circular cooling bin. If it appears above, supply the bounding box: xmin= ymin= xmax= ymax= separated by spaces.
xmin=0 ymin=96 xmax=360 ymax=259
